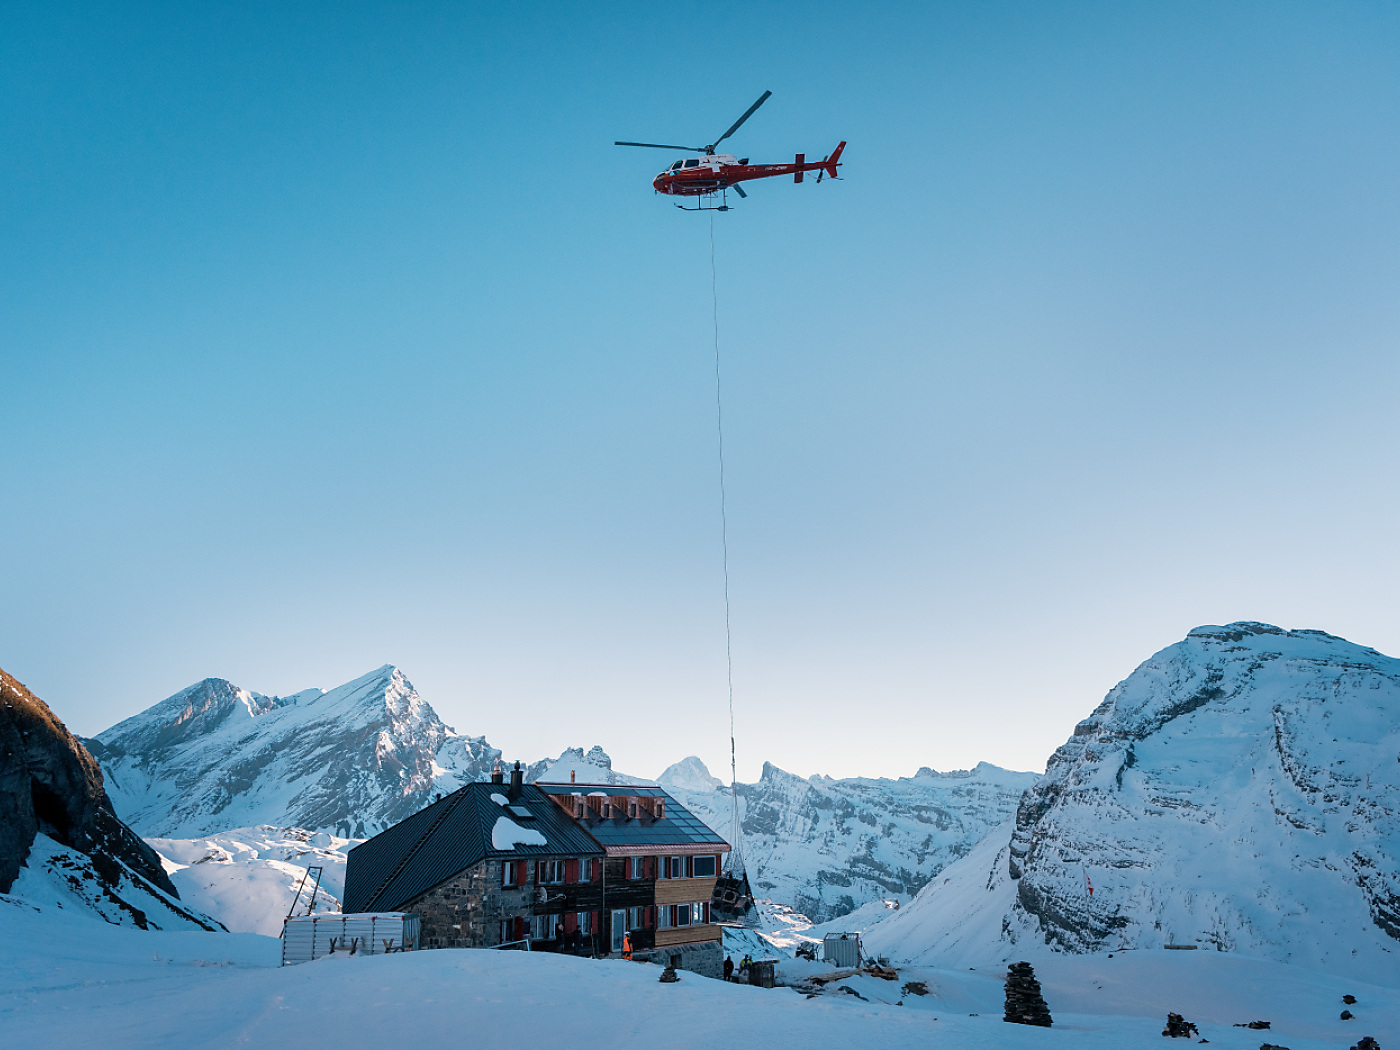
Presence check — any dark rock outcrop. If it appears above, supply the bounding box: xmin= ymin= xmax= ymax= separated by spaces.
xmin=0 ymin=665 xmax=214 ymax=928
xmin=1163 ymin=1013 xmax=1199 ymax=1038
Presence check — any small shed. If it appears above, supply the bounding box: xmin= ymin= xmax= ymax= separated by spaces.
xmin=822 ymin=932 xmax=861 ymax=968
xmin=282 ymin=913 xmax=420 ymax=966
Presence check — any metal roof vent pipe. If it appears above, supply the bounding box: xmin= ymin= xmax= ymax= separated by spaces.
xmin=491 ymin=761 xmax=504 ymax=786
xmin=508 ymin=761 xmax=524 ymax=801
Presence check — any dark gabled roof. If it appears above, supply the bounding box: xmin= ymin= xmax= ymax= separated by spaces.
xmin=343 ymin=783 xmax=602 ymax=913
xmin=534 ymin=783 xmax=730 ymax=850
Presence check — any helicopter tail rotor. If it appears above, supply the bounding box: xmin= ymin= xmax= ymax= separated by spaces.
xmin=824 ymin=140 xmax=846 ymax=179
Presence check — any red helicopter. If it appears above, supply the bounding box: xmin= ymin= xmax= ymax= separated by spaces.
xmin=616 ymin=91 xmax=845 ymax=211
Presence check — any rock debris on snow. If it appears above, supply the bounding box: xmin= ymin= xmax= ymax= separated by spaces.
xmin=1162 ymin=1012 xmax=1199 ymax=1037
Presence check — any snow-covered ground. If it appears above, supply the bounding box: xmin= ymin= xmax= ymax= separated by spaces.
xmin=148 ymin=826 xmax=354 ymax=936
xmin=1 ymin=898 xmax=1393 ymax=1050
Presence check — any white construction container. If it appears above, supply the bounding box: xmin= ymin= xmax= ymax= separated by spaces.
xmin=281 ymin=912 xmax=420 ymax=966
xmin=822 ymin=932 xmax=861 ymax=968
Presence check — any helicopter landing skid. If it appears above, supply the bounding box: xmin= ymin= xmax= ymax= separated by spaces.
xmin=675 ymin=187 xmax=736 ymax=212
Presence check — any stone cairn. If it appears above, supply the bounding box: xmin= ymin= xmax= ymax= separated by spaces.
xmin=1003 ymin=961 xmax=1053 ymax=1027
xmin=1162 ymin=1013 xmax=1199 ymax=1038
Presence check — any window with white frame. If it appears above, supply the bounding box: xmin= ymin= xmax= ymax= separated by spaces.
xmin=675 ymin=903 xmax=691 ymax=926
xmin=531 ymin=914 xmax=550 ymax=942
xmin=692 ymin=855 xmax=717 ymax=878
xmin=577 ymin=911 xmax=592 ymax=934
xmin=629 ymin=856 xmax=643 ymax=880
xmin=539 ymin=860 xmax=565 ymax=884
xmin=657 ymin=905 xmax=672 ymax=929
xmin=667 ymin=856 xmax=683 ymax=879
xmin=502 ymin=861 xmax=519 ymax=887
xmin=691 ymin=902 xmax=706 ymax=925
xmin=628 ymin=906 xmax=644 ymax=930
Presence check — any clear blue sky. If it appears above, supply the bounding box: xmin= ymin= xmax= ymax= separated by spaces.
xmin=4 ymin=2 xmax=1399 ymax=782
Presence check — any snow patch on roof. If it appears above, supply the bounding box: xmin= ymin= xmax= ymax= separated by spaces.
xmin=491 ymin=816 xmax=547 ymax=851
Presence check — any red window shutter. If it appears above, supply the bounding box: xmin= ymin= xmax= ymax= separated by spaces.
xmin=516 ymin=860 xmax=526 ymax=886
xmin=703 ymin=902 xmax=710 ymax=923
xmin=564 ymin=913 xmax=577 ymax=934
xmin=535 ymin=860 xmax=542 ymax=885
xmin=514 ymin=916 xmax=525 ymax=941
xmin=565 ymin=859 xmax=578 ymax=884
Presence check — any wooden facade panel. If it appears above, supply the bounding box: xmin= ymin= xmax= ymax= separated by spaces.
xmin=655 ymin=924 xmax=721 ymax=948
xmin=654 ymin=876 xmax=718 ymax=905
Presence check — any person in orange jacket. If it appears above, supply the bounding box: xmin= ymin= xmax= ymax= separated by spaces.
xmin=622 ymin=932 xmax=633 ymax=960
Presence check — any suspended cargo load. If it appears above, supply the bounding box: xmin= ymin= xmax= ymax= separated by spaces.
xmin=281 ymin=912 xmax=420 ymax=966
xmin=709 ymin=865 xmax=755 ymax=924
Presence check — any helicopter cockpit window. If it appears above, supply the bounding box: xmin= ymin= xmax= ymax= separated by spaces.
xmin=683 ymin=158 xmax=700 ymax=168
xmin=670 ymin=161 xmax=684 ymax=171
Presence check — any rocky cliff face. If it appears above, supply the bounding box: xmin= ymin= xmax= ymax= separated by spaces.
xmin=866 ymin=623 xmax=1400 ymax=984
xmin=666 ymin=758 xmax=1038 ymax=923
xmin=89 ymin=666 xmax=501 ymax=838
xmin=0 ymin=666 xmax=216 ymax=930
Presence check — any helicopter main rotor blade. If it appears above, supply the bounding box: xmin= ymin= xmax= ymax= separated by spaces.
xmin=710 ymin=90 xmax=772 ymax=150
xmin=732 ymin=183 xmax=747 ymax=198
xmin=614 ymin=140 xmax=707 ymax=151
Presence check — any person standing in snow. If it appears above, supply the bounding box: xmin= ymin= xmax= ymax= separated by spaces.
xmin=723 ymin=955 xmax=735 ymax=981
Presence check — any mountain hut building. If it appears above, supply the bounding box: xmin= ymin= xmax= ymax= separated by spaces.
xmin=342 ymin=763 xmax=730 ymax=978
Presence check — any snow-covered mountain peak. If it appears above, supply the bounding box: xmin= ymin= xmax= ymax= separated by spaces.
xmin=530 ymin=746 xmax=651 ymax=785
xmin=90 ymin=666 xmax=500 ymax=839
xmin=867 ymin=622 xmax=1400 ymax=984
xmin=657 ymin=756 xmax=724 ymax=794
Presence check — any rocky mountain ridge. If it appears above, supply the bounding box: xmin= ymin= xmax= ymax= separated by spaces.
xmin=0 ymin=665 xmax=216 ymax=930
xmin=664 ymin=758 xmax=1039 ymax=923
xmin=88 ymin=667 xmax=1035 ymax=923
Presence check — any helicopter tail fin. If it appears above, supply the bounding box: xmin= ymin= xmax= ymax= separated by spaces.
xmin=824 ymin=141 xmax=846 ymax=179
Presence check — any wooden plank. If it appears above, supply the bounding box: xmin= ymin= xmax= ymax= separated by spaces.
xmin=654 ymin=877 xmax=718 ymax=905
xmin=654 ymin=924 xmax=721 ymax=947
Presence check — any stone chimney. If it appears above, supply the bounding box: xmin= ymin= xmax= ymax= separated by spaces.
xmin=508 ymin=760 xmax=524 ymax=801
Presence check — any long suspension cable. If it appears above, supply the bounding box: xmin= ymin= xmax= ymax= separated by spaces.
xmin=710 ymin=210 xmax=742 ymax=868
